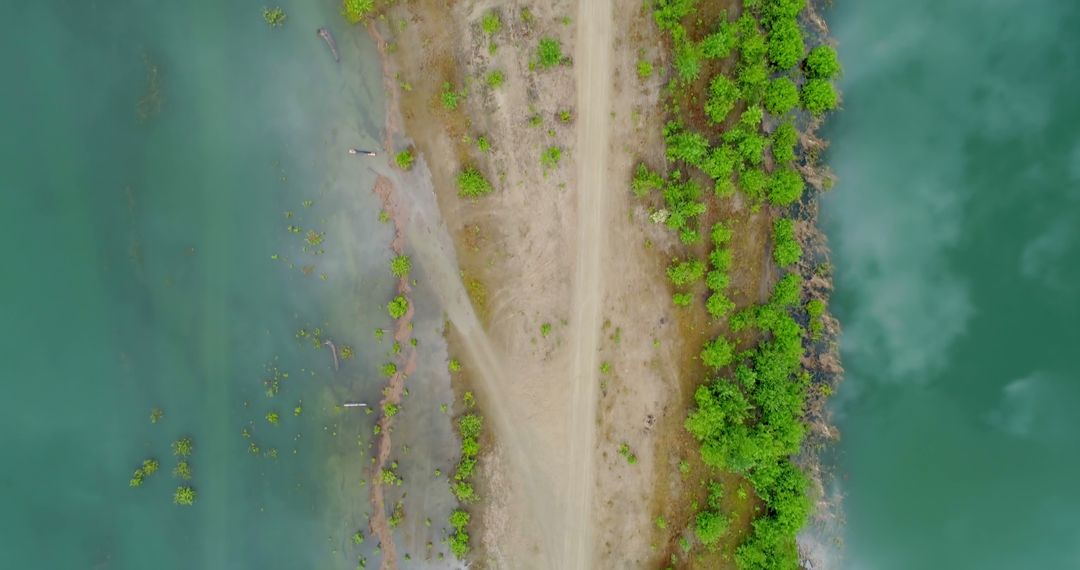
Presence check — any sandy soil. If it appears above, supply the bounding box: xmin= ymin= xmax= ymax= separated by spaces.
xmin=368 ymin=2 xmax=687 ymax=568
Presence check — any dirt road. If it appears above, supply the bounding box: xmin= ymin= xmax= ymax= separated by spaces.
xmin=561 ymin=0 xmax=614 ymax=568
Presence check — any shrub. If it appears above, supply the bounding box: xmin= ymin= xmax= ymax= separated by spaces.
xmin=709 ymin=248 xmax=733 ymax=272
xmin=457 ymin=167 xmax=493 ymax=197
xmin=701 ymin=337 xmax=735 ymax=369
xmin=711 ymin=223 xmax=733 ymax=245
xmin=771 ymin=120 xmax=798 ymax=164
xmin=395 ymin=149 xmax=414 ymax=171
xmin=172 ymin=437 xmax=194 ymax=457
xmin=381 ymin=362 xmax=397 ymax=377
xmin=701 ymin=21 xmax=738 ymax=59
xmin=536 ymin=38 xmax=564 ymax=69
xmin=266 ymin=411 xmax=279 ymax=425
xmin=696 ymin=510 xmax=731 ymax=545
xmin=653 ymin=0 xmax=696 ymax=31
xmin=673 ymin=293 xmax=693 ymax=307
xmin=673 ymin=34 xmax=702 ymax=83
xmin=174 ymin=486 xmax=197 ymax=506
xmin=485 ymin=70 xmax=504 ymax=88
xmin=459 ymin=414 xmax=483 ymax=441
xmin=737 ymin=60 xmax=770 ymax=104
xmin=764 ymin=77 xmax=799 ymax=116
xmin=541 ymin=146 xmax=562 ymax=169
xmin=387 ymin=295 xmax=408 ymax=319
xmin=739 ymin=167 xmax=769 ymax=203
xmin=664 ymin=123 xmax=709 ymax=166
xmin=637 ymin=60 xmax=653 ymax=78
xmin=342 ymin=0 xmax=374 ymax=24
xmin=762 ymin=0 xmax=806 ymax=26
xmin=476 ymin=136 xmax=491 ymax=153
xmin=771 ymin=273 xmax=803 ymax=308
xmin=706 ymin=293 xmax=735 ymax=319
xmin=667 ymin=259 xmax=706 ymax=286
xmin=703 ymin=145 xmax=738 ymax=187
xmin=705 ymin=270 xmax=729 ymax=292
xmin=806 ymin=298 xmax=825 ymax=318
xmin=773 ymin=218 xmax=802 ymax=266
xmin=631 ymin=163 xmax=664 ymax=197
xmin=766 ymin=18 xmax=804 ymax=71
xmin=390 ymin=255 xmax=411 ymax=278
xmin=540 ymin=323 xmax=552 ymax=337
xmin=806 ymin=45 xmax=841 ymax=79
xmin=768 ymin=167 xmax=804 ymax=206
xmin=802 ymin=78 xmax=838 ymax=115
xmin=263 ymin=7 xmax=286 ymax=27
xmin=383 ymin=403 xmax=399 ymax=417
xmin=441 ymin=82 xmax=462 ymax=110
xmin=481 ymin=11 xmax=501 ymax=35
xmin=736 ymin=15 xmax=767 ymax=64
xmin=705 ymin=75 xmax=740 ymax=124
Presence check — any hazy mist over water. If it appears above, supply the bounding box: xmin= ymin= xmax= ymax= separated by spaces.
xmin=823 ymin=0 xmax=1080 ymax=567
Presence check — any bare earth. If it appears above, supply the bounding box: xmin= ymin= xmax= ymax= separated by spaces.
xmin=371 ymin=1 xmax=684 ymax=568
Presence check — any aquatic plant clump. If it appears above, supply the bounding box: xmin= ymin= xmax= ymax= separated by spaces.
xmin=536 ymin=37 xmax=565 ymax=69
xmin=174 ymin=486 xmax=197 ymax=506
xmin=390 ymin=255 xmax=411 ymax=278
xmin=342 ymin=0 xmax=374 ymax=24
xmin=263 ymin=7 xmax=286 ymax=27
xmin=387 ymin=295 xmax=408 ymax=319
xmin=172 ymin=436 xmax=194 ymax=457
xmin=456 ymin=167 xmax=492 ymax=197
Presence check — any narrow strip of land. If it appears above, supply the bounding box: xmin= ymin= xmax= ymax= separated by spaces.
xmin=561 ymin=1 xmax=613 ymax=568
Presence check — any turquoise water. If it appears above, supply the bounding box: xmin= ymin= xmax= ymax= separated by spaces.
xmin=823 ymin=0 xmax=1080 ymax=567
xmin=1 ymin=2 xmax=457 ymax=568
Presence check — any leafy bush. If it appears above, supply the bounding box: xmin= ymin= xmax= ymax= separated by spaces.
xmin=706 ymin=293 xmax=735 ymax=319
xmin=172 ymin=437 xmax=194 ymax=457
xmin=265 ymin=411 xmax=279 ymax=425
xmin=664 ymin=123 xmax=709 ymax=167
xmin=764 ymin=77 xmax=799 ymax=116
xmin=173 ymin=460 xmax=192 ymax=480
xmin=174 ymin=486 xmax=197 ymax=506
xmin=383 ymin=403 xmax=399 ymax=417
xmin=485 ymin=70 xmax=505 ymax=88
xmin=772 ymin=218 xmax=802 ymax=266
xmin=459 ymin=414 xmax=483 ymax=441
xmin=637 ymin=59 xmax=654 ymax=79
xmin=541 ymin=146 xmax=562 ymax=169
xmin=705 ymin=270 xmax=730 ymax=292
xmin=711 ymin=223 xmax=733 ymax=245
xmin=342 ymin=0 xmax=374 ymax=24
xmin=771 ymin=120 xmax=798 ymax=164
xmin=390 ymin=255 xmax=411 ymax=278
xmin=737 ymin=60 xmax=770 ymax=104
xmin=762 ymin=0 xmax=806 ymax=27
xmin=705 ymin=75 xmax=740 ymax=124
xmin=696 ymin=510 xmax=731 ymax=545
xmin=457 ymin=167 xmax=493 ymax=197
xmin=739 ymin=167 xmax=769 ymax=203
xmin=768 ymin=167 xmax=804 ymax=206
xmin=701 ymin=337 xmax=735 ymax=369
xmin=653 ymin=0 xmax=697 ymax=30
xmin=263 ymin=7 xmax=286 ymax=27
xmin=441 ymin=82 xmax=463 ymax=110
xmin=667 ymin=259 xmax=706 ymax=286
xmin=673 ymin=293 xmax=693 ymax=307
xmin=703 ymin=145 xmax=738 ymax=190
xmin=381 ymin=362 xmax=397 ymax=377
xmin=801 ymin=78 xmax=838 ymax=115
xmin=395 ymin=149 xmax=414 ymax=171
xmin=771 ymin=273 xmax=802 ymax=308
xmin=631 ymin=163 xmax=664 ymax=197
xmin=805 ymin=45 xmax=841 ymax=79
xmin=536 ymin=37 xmax=564 ymax=69
xmin=673 ymin=32 xmax=702 ymax=83
xmin=387 ymin=295 xmax=409 ymax=319
xmin=481 ymin=11 xmax=501 ymax=35
xmin=701 ymin=20 xmax=738 ymax=59
xmin=766 ymin=19 xmax=804 ymax=71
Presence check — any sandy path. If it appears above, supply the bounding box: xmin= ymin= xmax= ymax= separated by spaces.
xmin=561 ymin=1 xmax=613 ymax=568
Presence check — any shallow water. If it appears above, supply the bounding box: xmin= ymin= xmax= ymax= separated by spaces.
xmin=822 ymin=0 xmax=1080 ymax=567
xmin=0 ymin=2 xmax=457 ymax=568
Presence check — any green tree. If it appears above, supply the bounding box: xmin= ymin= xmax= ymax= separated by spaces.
xmin=631 ymin=163 xmax=664 ymax=197
xmin=673 ymin=29 xmax=702 ymax=83
xmin=739 ymin=167 xmax=769 ymax=203
xmin=764 ymin=77 xmax=799 ymax=116
xmin=536 ymin=37 xmax=564 ymax=69
xmin=387 ymin=295 xmax=409 ymax=319
xmin=766 ymin=19 xmax=804 ymax=71
xmin=667 ymin=259 xmax=706 ymax=286
xmin=701 ymin=21 xmax=738 ymax=59
xmin=705 ymin=75 xmax=740 ymax=124
xmin=768 ymin=167 xmax=804 ymax=206
xmin=701 ymin=337 xmax=735 ymax=370
xmin=805 ymin=44 xmax=841 ymax=79
xmin=342 ymin=0 xmax=374 ymax=24
xmin=390 ymin=254 xmax=411 ymax=278
xmin=457 ymin=167 xmax=493 ymax=197
xmin=771 ymin=120 xmax=798 ymax=164
xmin=664 ymin=123 xmax=710 ymax=167
xmin=772 ymin=218 xmax=802 ymax=267
xmin=802 ymin=78 xmax=838 ymax=115
xmin=706 ymin=293 xmax=735 ymax=319
xmin=695 ymin=510 xmax=731 ymax=545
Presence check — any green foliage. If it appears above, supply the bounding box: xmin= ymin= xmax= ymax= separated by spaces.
xmin=379 ymin=468 xmax=403 ymax=485
xmin=701 ymin=337 xmax=735 ymax=370
xmin=394 ymin=149 xmax=414 ymax=171
xmin=174 ymin=486 xmax=197 ymax=506
xmin=696 ymin=509 xmax=732 ymax=545
xmin=449 ymin=358 xmax=462 ymax=372
xmin=660 ymin=176 xmax=707 ymax=242
xmin=150 ymin=408 xmax=164 ymax=423
xmin=673 ymin=30 xmax=702 ymax=83
xmin=387 ymin=295 xmax=408 ymax=319
xmin=761 ymin=0 xmax=806 ymax=27
xmin=766 ymin=19 xmax=804 ymax=71
xmin=390 ymin=255 xmax=411 ymax=278
xmin=458 ymin=414 xmax=483 ymax=441
xmin=801 ymin=78 xmax=838 ymax=115
xmin=476 ymin=136 xmax=492 ymax=153
xmin=771 ymin=273 xmax=803 ymax=308
xmin=701 ymin=20 xmax=738 ymax=59
xmin=806 ymin=298 xmax=825 ymax=318
xmin=653 ymin=0 xmax=698 ymax=31
xmin=702 ymin=145 xmax=738 ymax=192
xmin=441 ymin=82 xmax=463 ymax=111
xmin=705 ymin=75 xmax=740 ymax=124
xmin=541 ymin=146 xmax=563 ymax=169
xmin=383 ymin=403 xmax=399 ymax=417
xmin=352 ymin=531 xmax=365 ymax=545
xmin=481 ymin=11 xmax=501 ymax=35
xmin=772 ymin=218 xmax=802 ymax=267
xmin=485 ymin=70 xmax=505 ymax=89
xmin=449 ymin=509 xmax=471 ymax=558
xmin=172 ymin=437 xmax=194 ymax=457
xmin=664 ymin=122 xmax=709 ymax=167
xmin=536 ymin=37 xmax=565 ymax=69
xmin=266 ymin=411 xmax=279 ymax=425
xmin=667 ymin=259 xmax=706 ymax=287
xmin=141 ymin=459 xmax=159 ymax=476
xmin=637 ymin=59 xmax=654 ymax=79
xmin=673 ymin=293 xmax=693 ymax=307
xmin=768 ymin=167 xmax=804 ymax=206
xmin=457 ymin=167 xmax=493 ymax=197
xmin=631 ymin=163 xmax=664 ymax=197
xmin=342 ymin=0 xmax=374 ymax=24
xmin=173 ymin=460 xmax=192 ymax=481
xmin=540 ymin=323 xmax=552 ymax=337
xmin=771 ymin=120 xmax=798 ymax=164
xmin=706 ymin=293 xmax=735 ymax=319
xmin=736 ymin=15 xmax=767 ymax=65
xmin=617 ymin=442 xmax=638 ymax=464
xmin=263 ymin=7 xmax=286 ymax=27
xmin=764 ymin=77 xmax=799 ymax=116
xmin=739 ymin=167 xmax=769 ymax=203
xmin=381 ymin=362 xmax=397 ymax=377
xmin=805 ymin=44 xmax=841 ymax=79
xmin=711 ymin=223 xmax=733 ymax=246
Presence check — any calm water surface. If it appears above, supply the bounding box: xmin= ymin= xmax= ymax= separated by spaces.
xmin=1 ymin=2 xmax=457 ymax=568
xmin=824 ymin=0 xmax=1080 ymax=568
